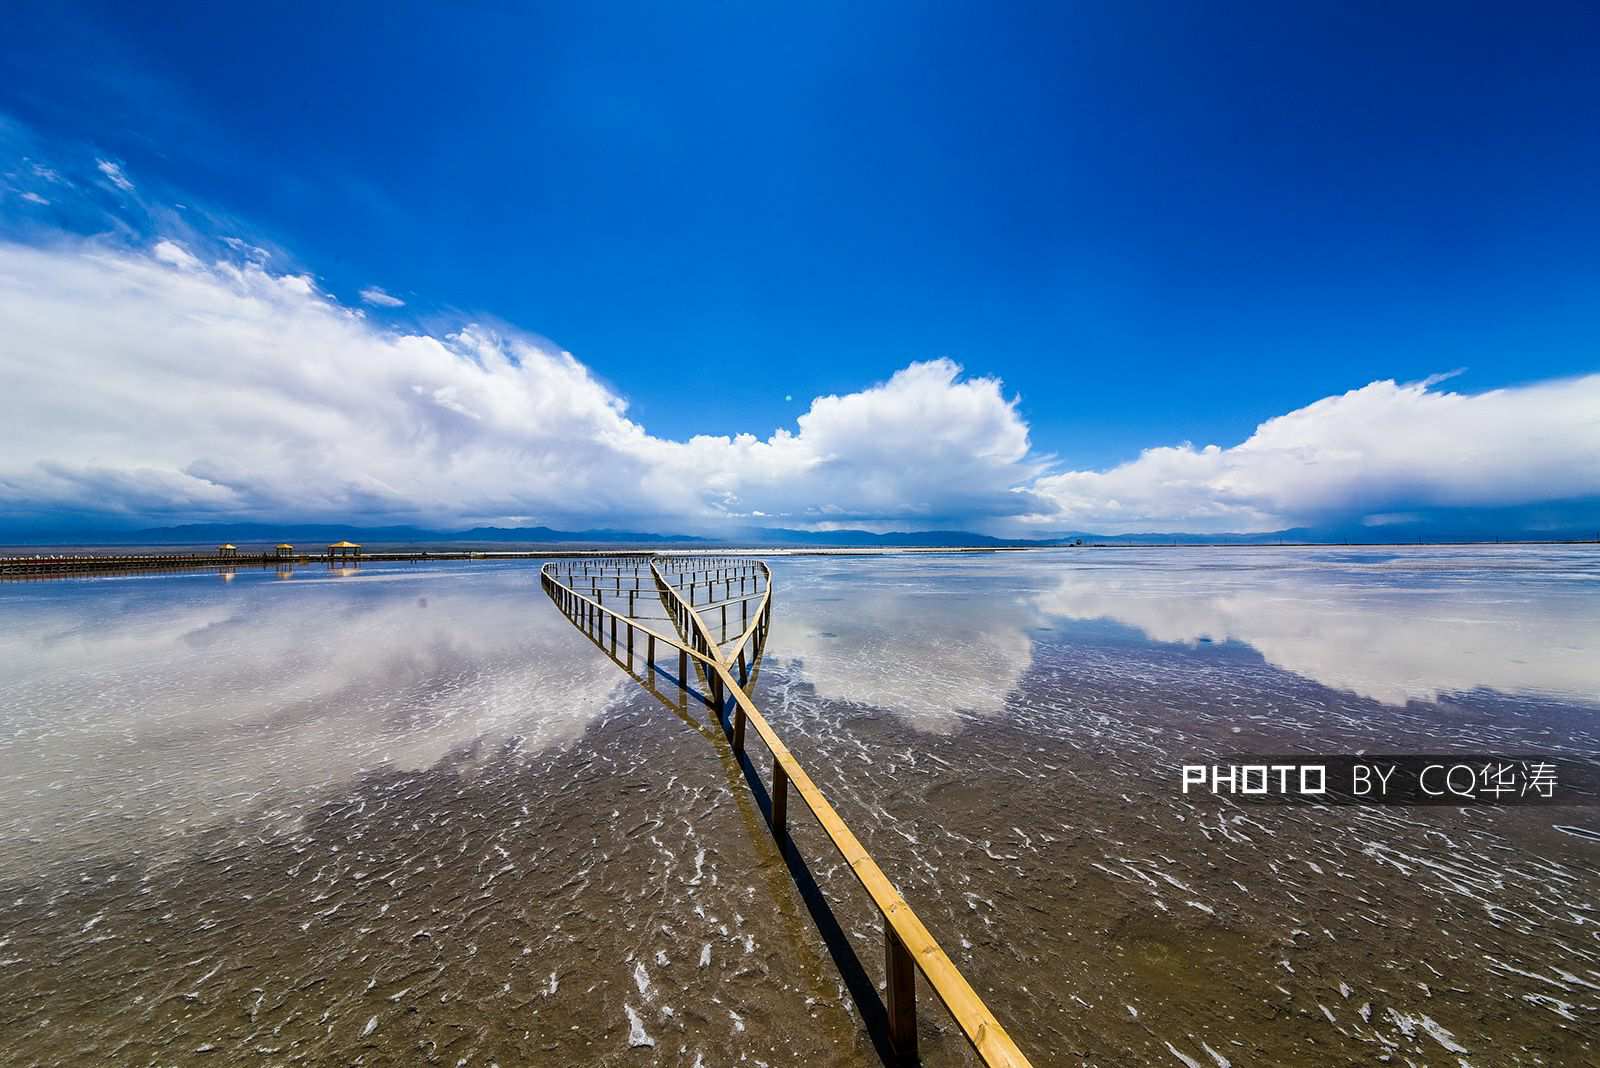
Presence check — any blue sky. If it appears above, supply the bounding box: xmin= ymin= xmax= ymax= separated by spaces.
xmin=2 ymin=2 xmax=1598 ymax=536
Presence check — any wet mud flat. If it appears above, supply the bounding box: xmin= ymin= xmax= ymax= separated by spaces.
xmin=3 ymin=549 xmax=1598 ymax=1067
xmin=6 ymin=635 xmax=1597 ymax=1067
xmin=754 ymin=632 xmax=1600 ymax=1066
xmin=0 ymin=677 xmax=916 ymax=1067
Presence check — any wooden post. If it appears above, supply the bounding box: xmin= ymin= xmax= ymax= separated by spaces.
xmin=886 ymin=927 xmax=918 ymax=1059
xmin=647 ymin=633 xmax=655 ymax=667
xmin=772 ymin=759 xmax=788 ymax=834
xmin=733 ymin=702 xmax=745 ymax=751
xmin=678 ymin=648 xmax=687 ymax=689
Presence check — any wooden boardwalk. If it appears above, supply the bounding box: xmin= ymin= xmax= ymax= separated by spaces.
xmin=540 ymin=555 xmax=1033 ymax=1068
xmin=0 ymin=548 xmax=652 ymax=578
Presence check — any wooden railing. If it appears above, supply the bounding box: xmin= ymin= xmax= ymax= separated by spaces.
xmin=540 ymin=554 xmax=1032 ymax=1068
xmin=539 ymin=557 xmax=721 ymax=695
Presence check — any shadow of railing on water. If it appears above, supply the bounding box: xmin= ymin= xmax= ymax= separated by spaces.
xmin=716 ymin=700 xmax=903 ymax=1065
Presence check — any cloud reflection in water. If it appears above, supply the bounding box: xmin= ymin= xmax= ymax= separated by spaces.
xmin=765 ymin=556 xmax=1038 ymax=733
xmin=1031 ymin=547 xmax=1600 ymax=706
xmin=765 ymin=549 xmax=1599 ymax=735
xmin=0 ymin=562 xmax=624 ymax=870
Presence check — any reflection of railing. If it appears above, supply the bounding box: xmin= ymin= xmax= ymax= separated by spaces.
xmin=0 ymin=552 xmax=275 ymax=576
xmin=541 ymin=554 xmax=1032 ymax=1068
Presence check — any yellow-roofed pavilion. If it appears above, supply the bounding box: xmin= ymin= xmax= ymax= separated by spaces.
xmin=328 ymin=540 xmax=362 ymax=561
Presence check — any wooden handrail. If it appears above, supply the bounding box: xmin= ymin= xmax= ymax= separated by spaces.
xmin=558 ymin=555 xmax=1032 ymax=1067
xmin=539 ymin=563 xmax=716 ymax=667
xmin=649 ymin=557 xmax=771 ymax=689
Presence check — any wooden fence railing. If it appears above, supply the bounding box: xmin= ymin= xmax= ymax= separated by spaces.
xmin=540 ymin=554 xmax=1032 ymax=1068
xmin=539 ymin=557 xmax=722 ymax=695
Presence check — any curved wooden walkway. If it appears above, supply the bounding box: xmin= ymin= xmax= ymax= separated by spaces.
xmin=540 ymin=554 xmax=1032 ymax=1067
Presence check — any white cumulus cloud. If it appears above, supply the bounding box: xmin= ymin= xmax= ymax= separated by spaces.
xmin=650 ymin=358 xmax=1044 ymax=524
xmin=0 ymin=238 xmax=1041 ymax=529
xmin=1032 ymin=374 xmax=1600 ymax=532
xmin=151 ymin=239 xmax=200 ymax=269
xmin=1 ymin=232 xmax=1596 ymax=535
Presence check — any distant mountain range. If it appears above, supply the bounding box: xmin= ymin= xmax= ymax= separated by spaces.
xmin=16 ymin=522 xmax=1297 ymax=548
xmin=109 ymin=523 xmax=708 ymax=546
xmin=3 ymin=504 xmax=1597 ymax=549
xmin=105 ymin=523 xmax=1055 ymax=547
xmin=0 ymin=520 xmax=1589 ymax=549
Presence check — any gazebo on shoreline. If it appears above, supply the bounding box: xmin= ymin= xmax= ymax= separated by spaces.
xmin=217 ymin=543 xmax=238 ymax=558
xmin=275 ymin=543 xmax=295 ymax=560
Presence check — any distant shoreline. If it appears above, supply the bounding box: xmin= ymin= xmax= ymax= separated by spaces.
xmin=2 ymin=539 xmax=1596 ymax=564
xmin=10 ymin=519 xmax=1598 ymax=554
xmin=4 ymin=539 xmax=1599 ymax=553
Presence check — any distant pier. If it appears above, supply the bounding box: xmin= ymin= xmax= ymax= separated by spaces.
xmin=0 ymin=543 xmax=1037 ymax=579
xmin=0 ymin=547 xmax=652 ymax=578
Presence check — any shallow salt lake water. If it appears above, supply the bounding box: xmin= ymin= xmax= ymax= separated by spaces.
xmin=1 ymin=547 xmax=1598 ymax=1066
